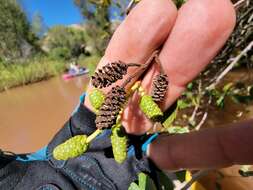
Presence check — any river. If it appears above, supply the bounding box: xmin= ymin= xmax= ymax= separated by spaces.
xmin=0 ymin=76 xmax=89 ymax=153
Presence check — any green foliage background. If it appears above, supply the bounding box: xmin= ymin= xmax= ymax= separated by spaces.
xmin=44 ymin=25 xmax=88 ymax=60
xmin=0 ymin=0 xmax=38 ymax=59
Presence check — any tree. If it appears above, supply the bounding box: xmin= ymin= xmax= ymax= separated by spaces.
xmin=0 ymin=0 xmax=38 ymax=59
xmin=43 ymin=25 xmax=87 ymax=60
xmin=31 ymin=11 xmax=47 ymax=38
xmin=74 ymin=0 xmax=113 ymax=56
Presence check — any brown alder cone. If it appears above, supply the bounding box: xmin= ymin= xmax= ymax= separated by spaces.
xmin=151 ymin=74 xmax=169 ymax=102
xmin=91 ymin=61 xmax=128 ymax=88
xmin=95 ymin=86 xmax=126 ymax=129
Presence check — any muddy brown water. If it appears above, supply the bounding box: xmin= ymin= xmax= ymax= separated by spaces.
xmin=0 ymin=76 xmax=89 ymax=153
xmin=0 ymin=69 xmax=253 ymax=190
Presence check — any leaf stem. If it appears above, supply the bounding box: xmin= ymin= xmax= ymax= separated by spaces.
xmin=127 ymin=63 xmax=142 ymax=67
xmin=121 ymin=50 xmax=159 ymax=88
xmin=87 ymin=129 xmax=102 ymax=143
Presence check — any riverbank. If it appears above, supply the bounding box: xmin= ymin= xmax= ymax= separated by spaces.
xmin=0 ymin=55 xmax=100 ymax=92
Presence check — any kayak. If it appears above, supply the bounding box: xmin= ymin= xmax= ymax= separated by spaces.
xmin=62 ymin=68 xmax=89 ymax=80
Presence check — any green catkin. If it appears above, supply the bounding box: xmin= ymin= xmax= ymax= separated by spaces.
xmin=53 ymin=135 xmax=88 ymax=160
xmin=139 ymin=95 xmax=163 ymax=119
xmin=89 ymin=88 xmax=105 ymax=110
xmin=111 ymin=125 xmax=127 ymax=164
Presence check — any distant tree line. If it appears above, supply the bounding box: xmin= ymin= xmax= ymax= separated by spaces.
xmin=0 ymin=0 xmax=39 ymax=60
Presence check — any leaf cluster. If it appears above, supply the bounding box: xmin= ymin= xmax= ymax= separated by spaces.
xmin=43 ymin=25 xmax=88 ymax=60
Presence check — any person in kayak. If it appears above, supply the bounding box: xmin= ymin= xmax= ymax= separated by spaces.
xmin=69 ymin=61 xmax=80 ymax=75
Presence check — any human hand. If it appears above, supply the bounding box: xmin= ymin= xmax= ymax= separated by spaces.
xmin=148 ymin=119 xmax=253 ymax=170
xmin=84 ymin=0 xmax=236 ymax=134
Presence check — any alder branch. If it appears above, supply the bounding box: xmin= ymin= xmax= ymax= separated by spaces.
xmin=234 ymin=0 xmax=249 ymax=9
xmin=207 ymin=41 xmax=253 ymax=90
xmin=195 ymin=112 xmax=208 ymax=131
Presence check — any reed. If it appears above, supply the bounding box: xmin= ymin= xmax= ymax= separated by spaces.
xmin=0 ymin=57 xmax=65 ymax=91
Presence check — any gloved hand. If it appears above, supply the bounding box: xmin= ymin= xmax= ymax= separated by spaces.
xmin=0 ymin=97 xmax=159 ymax=190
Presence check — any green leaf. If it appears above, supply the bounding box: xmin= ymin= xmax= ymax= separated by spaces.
xmin=216 ymin=95 xmax=225 ymax=108
xmin=139 ymin=173 xmax=148 ymax=190
xmin=185 ymin=91 xmax=193 ymax=100
xmin=177 ymin=99 xmax=191 ymax=109
xmin=128 ymin=173 xmax=157 ymax=190
xmin=139 ymin=173 xmax=157 ymax=190
xmin=128 ymin=183 xmax=140 ymax=190
xmin=223 ymin=82 xmax=233 ymax=93
xmin=163 ymin=107 xmax=178 ymax=129
xmin=163 ymin=99 xmax=191 ymax=129
xmin=187 ymin=82 xmax=193 ymax=90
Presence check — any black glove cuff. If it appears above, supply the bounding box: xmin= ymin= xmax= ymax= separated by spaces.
xmin=71 ymin=103 xmax=97 ymax=135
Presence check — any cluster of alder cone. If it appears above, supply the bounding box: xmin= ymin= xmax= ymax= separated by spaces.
xmin=92 ymin=51 xmax=169 ymax=130
xmin=89 ymin=51 xmax=169 ymax=163
xmin=53 ymin=51 xmax=169 ymax=164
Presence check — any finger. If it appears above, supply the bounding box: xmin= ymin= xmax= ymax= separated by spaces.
xmin=143 ymin=0 xmax=236 ymax=110
xmin=148 ymin=119 xmax=253 ymax=170
xmin=128 ymin=0 xmax=236 ymax=134
xmin=84 ymin=0 xmax=178 ymax=109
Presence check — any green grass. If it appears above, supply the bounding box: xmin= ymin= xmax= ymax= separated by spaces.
xmin=0 ymin=54 xmax=101 ymax=92
xmin=0 ymin=56 xmax=66 ymax=91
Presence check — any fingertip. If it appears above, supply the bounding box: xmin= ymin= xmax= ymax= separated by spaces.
xmin=105 ymin=0 xmax=178 ymax=62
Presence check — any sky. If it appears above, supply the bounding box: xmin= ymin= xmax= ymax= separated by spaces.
xmin=20 ymin=0 xmax=83 ymax=28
